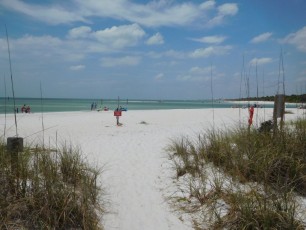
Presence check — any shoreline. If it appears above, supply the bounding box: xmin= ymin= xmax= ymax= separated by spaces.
xmin=229 ymin=100 xmax=302 ymax=105
xmin=0 ymin=102 xmax=304 ymax=116
xmin=1 ymin=98 xmax=302 ymax=115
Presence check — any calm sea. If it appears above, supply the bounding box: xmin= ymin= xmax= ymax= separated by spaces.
xmin=0 ymin=97 xmax=284 ymax=114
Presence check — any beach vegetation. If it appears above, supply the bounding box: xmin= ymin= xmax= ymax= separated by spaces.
xmin=229 ymin=93 xmax=306 ymax=103
xmin=0 ymin=141 xmax=105 ymax=229
xmin=167 ymin=118 xmax=306 ymax=229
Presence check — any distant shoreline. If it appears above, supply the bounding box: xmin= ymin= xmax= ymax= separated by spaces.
xmin=229 ymin=100 xmax=300 ymax=105
xmin=225 ymin=94 xmax=306 ymax=104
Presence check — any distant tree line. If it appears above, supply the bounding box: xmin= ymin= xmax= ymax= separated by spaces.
xmin=229 ymin=94 xmax=306 ymax=103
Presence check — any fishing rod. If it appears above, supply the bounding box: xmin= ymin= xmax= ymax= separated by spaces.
xmin=5 ymin=23 xmax=18 ymax=137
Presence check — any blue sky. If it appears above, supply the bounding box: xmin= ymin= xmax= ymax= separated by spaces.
xmin=0 ymin=0 xmax=306 ymax=100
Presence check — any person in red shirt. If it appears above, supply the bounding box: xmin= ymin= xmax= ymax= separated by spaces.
xmin=248 ymin=105 xmax=254 ymax=126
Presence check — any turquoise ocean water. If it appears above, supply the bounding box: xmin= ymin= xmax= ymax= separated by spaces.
xmin=0 ymin=97 xmax=290 ymax=114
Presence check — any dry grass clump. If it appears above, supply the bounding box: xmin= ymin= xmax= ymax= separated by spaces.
xmin=0 ymin=142 xmax=105 ymax=229
xmin=213 ymin=189 xmax=304 ymax=229
xmin=167 ymin=119 xmax=306 ymax=229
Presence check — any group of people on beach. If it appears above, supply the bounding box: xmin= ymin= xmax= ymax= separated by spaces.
xmin=91 ymin=101 xmax=111 ymax=111
xmin=21 ymin=104 xmax=31 ymax=113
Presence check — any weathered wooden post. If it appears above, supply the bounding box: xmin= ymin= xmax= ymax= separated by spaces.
xmin=273 ymin=94 xmax=285 ymax=134
xmin=7 ymin=137 xmax=23 ymax=194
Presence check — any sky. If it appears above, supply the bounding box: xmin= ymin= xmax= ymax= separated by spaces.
xmin=0 ymin=0 xmax=306 ymax=100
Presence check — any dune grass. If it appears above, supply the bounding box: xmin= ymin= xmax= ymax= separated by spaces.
xmin=167 ymin=118 xmax=306 ymax=229
xmin=0 ymin=141 xmax=105 ymax=229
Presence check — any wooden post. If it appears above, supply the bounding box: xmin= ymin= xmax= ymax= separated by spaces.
xmin=273 ymin=94 xmax=285 ymax=134
xmin=7 ymin=137 xmax=23 ymax=194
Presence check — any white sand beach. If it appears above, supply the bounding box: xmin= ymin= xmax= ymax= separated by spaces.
xmin=1 ymin=108 xmax=305 ymax=230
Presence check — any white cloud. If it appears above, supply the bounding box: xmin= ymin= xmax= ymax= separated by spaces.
xmin=94 ymin=24 xmax=145 ymax=49
xmin=15 ymin=34 xmax=62 ymax=48
xmin=249 ymin=57 xmax=273 ymax=66
xmin=146 ymin=33 xmax=164 ymax=45
xmin=177 ymin=65 xmax=218 ymax=82
xmin=163 ymin=50 xmax=185 ymax=58
xmin=76 ymin=0 xmax=208 ymax=27
xmin=0 ymin=34 xmax=89 ymax=81
xmin=192 ymin=35 xmax=227 ymax=44
xmin=101 ymin=56 xmax=141 ymax=67
xmin=177 ymin=74 xmax=192 ymax=81
xmin=295 ymin=75 xmax=306 ymax=83
xmin=206 ymin=15 xmax=224 ymax=27
xmin=190 ymin=66 xmax=215 ymax=74
xmin=0 ymin=33 xmax=103 ymax=64
xmin=200 ymin=0 xmax=216 ymax=10
xmin=282 ymin=26 xmax=306 ymax=52
xmin=0 ymin=0 xmax=88 ymax=25
xmin=206 ymin=3 xmax=238 ymax=27
xmin=177 ymin=74 xmax=210 ymax=82
xmin=70 ymin=65 xmax=85 ymax=71
xmin=120 ymin=2 xmax=206 ymax=28
xmin=250 ymin=32 xmax=273 ymax=43
xmin=0 ymin=0 xmax=238 ymax=28
xmin=67 ymin=24 xmax=146 ymax=50
xmin=147 ymin=50 xmax=185 ymax=59
xmin=218 ymin=3 xmax=238 ymax=16
xmin=68 ymin=26 xmax=92 ymax=39
xmin=189 ymin=45 xmax=232 ymax=58
xmin=155 ymin=73 xmax=164 ymax=80
xmin=9 ymin=35 xmax=66 ymax=58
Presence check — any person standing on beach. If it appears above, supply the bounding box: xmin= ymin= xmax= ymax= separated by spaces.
xmin=26 ymin=105 xmax=31 ymax=113
xmin=248 ymin=105 xmax=254 ymax=126
xmin=115 ymin=108 xmax=119 ymax=125
xmin=21 ymin=104 xmax=26 ymax=113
